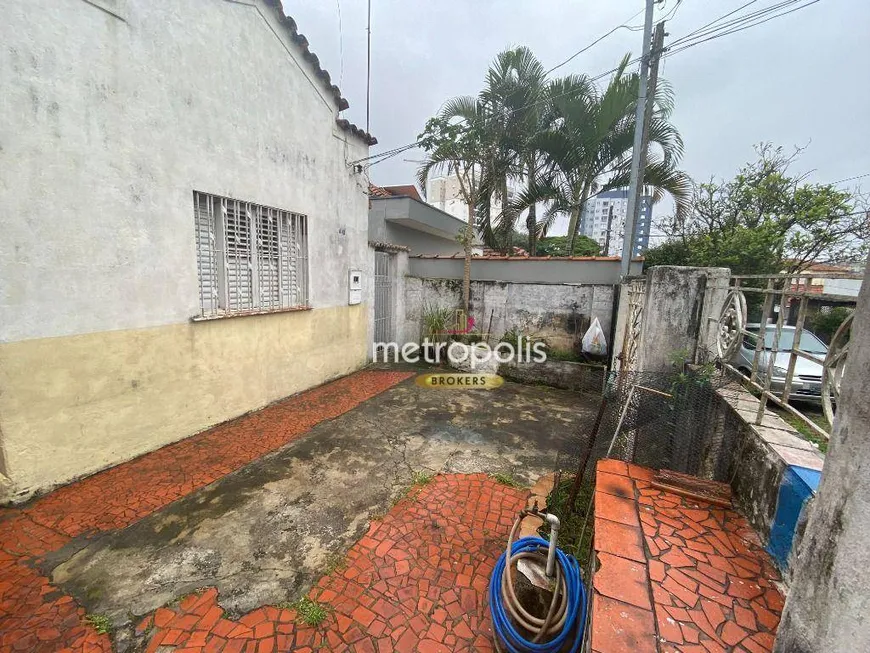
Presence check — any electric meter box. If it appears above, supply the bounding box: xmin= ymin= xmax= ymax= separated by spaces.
xmin=348 ymin=269 xmax=362 ymax=305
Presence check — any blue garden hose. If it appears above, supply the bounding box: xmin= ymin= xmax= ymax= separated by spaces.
xmin=489 ymin=530 xmax=587 ymax=653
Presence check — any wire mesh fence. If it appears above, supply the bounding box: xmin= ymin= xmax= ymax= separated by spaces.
xmin=554 ymin=366 xmax=742 ymax=486
xmin=542 ymin=365 xmax=746 ymax=572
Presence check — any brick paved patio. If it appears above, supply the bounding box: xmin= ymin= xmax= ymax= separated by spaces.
xmin=0 ymin=370 xmax=412 ymax=653
xmin=590 ymin=459 xmax=784 ymax=653
xmin=135 ymin=473 xmax=524 ymax=652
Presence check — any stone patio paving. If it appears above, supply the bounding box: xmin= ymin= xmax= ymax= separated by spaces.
xmin=136 ymin=474 xmax=522 ymax=652
xmin=590 ymin=459 xmax=784 ymax=653
xmin=0 ymin=368 xmax=597 ymax=652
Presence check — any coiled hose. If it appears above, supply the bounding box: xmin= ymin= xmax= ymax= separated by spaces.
xmin=489 ymin=512 xmax=587 ymax=653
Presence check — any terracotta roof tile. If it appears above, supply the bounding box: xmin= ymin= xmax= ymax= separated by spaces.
xmin=263 ymin=1 xmax=376 ymax=145
xmin=382 ymin=185 xmax=423 ymax=201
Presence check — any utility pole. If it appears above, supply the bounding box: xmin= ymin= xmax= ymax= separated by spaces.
xmin=630 ymin=21 xmax=666 ymax=262
xmin=620 ymin=0 xmax=658 ymax=276
xmin=604 ymin=205 xmax=615 ymax=256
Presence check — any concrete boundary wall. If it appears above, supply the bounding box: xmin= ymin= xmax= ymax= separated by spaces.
xmin=717 ymin=386 xmax=824 ymax=578
xmin=408 ymin=257 xmax=644 ymax=285
xmin=401 ymin=277 xmax=616 ymax=352
xmin=630 ymin=266 xmax=827 ymax=581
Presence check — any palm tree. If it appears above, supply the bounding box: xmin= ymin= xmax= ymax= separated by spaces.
xmin=518 ymin=56 xmax=692 ymax=253
xmin=477 ymin=47 xmax=548 ymax=254
xmin=434 ymin=47 xmax=549 ymax=254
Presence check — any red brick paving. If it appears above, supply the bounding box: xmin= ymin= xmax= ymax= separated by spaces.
xmin=590 ymin=459 xmax=784 ymax=653
xmin=0 ymin=370 xmax=412 ymax=653
xmin=135 ymin=474 xmax=525 ymax=652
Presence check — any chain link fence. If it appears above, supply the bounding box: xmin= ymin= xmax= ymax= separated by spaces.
xmin=543 ymin=365 xmax=744 ymax=571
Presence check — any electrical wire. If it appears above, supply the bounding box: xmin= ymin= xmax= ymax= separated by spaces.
xmin=667 ymin=0 xmax=819 ymax=53
xmin=670 ymin=0 xmax=761 ymax=45
xmin=831 ymin=173 xmax=870 ymax=185
xmin=659 ymin=0 xmax=686 ymax=23
xmin=544 ymin=6 xmax=646 ymax=75
xmin=352 ymin=0 xmax=825 ymax=169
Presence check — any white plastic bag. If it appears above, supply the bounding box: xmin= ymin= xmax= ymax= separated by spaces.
xmin=581 ymin=317 xmax=608 ymax=356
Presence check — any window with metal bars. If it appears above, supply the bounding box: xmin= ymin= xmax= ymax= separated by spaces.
xmin=193 ymin=191 xmax=309 ymax=318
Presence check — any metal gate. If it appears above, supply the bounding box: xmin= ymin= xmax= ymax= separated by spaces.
xmin=373 ymin=251 xmax=393 ymax=344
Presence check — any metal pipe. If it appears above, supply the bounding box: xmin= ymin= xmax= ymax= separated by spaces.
xmin=722 ymin=362 xmax=830 ymax=440
xmin=749 ymin=279 xmax=775 ymax=385
xmin=781 ymin=293 xmax=808 ymax=402
xmin=544 ymin=513 xmax=561 ymax=578
xmin=757 ymin=282 xmax=786 ymax=425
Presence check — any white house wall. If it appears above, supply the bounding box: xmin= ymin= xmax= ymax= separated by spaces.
xmin=0 ymin=0 xmax=371 ymax=500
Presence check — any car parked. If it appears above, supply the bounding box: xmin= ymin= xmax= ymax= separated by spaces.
xmin=731 ymin=323 xmax=828 ymax=402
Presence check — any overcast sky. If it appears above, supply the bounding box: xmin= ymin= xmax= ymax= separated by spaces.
xmin=288 ymin=0 xmax=870 ymax=235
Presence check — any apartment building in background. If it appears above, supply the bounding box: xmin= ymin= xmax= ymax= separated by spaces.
xmin=579 ymin=189 xmax=653 ymax=257
xmin=426 ymin=173 xmax=520 ymax=223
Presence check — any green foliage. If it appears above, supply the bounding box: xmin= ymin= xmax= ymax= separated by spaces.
xmin=770 ymin=405 xmax=829 ymax=453
xmin=419 ymin=47 xmax=690 ymax=256
xmin=648 ymin=144 xmax=868 ymax=273
xmin=515 ymin=56 xmax=691 ymax=251
xmin=641 ymin=238 xmax=693 ymax=268
xmin=546 ymin=347 xmax=582 ymax=362
xmin=290 ymin=598 xmax=329 ymax=627
xmin=412 ymin=471 xmax=433 ymax=486
xmin=668 ymin=349 xmax=716 ymax=398
xmin=536 ymin=235 xmax=600 ymax=257
xmin=323 ymin=551 xmax=347 ymax=575
xmin=421 ymin=305 xmax=453 ymax=343
xmin=85 ymin=614 xmax=112 ymax=635
xmin=490 ymin=472 xmax=527 ymax=489
xmin=543 ymin=476 xmax=594 ymax=571
xmin=500 ymin=326 xmax=546 ymax=349
xmin=809 ymin=307 xmax=852 ymax=343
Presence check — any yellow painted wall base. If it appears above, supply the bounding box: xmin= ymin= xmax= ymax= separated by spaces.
xmin=0 ymin=305 xmax=369 ymax=502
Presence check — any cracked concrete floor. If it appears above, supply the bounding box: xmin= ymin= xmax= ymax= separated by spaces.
xmin=47 ymin=377 xmax=598 ymax=649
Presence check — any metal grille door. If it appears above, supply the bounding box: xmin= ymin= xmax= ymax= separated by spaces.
xmin=374 ymin=252 xmax=393 ymax=344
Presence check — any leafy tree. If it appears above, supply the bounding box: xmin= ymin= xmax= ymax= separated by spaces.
xmin=810 ymin=306 xmax=852 ymax=343
xmin=420 ymin=49 xmax=691 ymax=258
xmin=649 ymin=144 xmax=869 ymax=273
xmin=536 ymin=235 xmax=600 ymax=257
xmin=479 ymin=47 xmax=548 ymax=254
xmin=438 ymin=47 xmax=548 ymax=254
xmin=417 ymin=115 xmax=488 ymax=314
xmin=516 ymin=56 xmax=692 ymax=252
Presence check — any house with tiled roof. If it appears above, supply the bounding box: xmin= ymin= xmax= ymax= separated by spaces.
xmin=368 ymin=183 xmax=480 ymax=256
xmin=0 ymin=0 xmax=376 ymax=500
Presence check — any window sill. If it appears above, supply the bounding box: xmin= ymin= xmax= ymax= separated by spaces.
xmin=191 ymin=306 xmax=312 ymax=322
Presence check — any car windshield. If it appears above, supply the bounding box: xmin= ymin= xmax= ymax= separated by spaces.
xmin=762 ymin=329 xmax=828 ymax=354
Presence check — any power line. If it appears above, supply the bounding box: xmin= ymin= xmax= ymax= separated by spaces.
xmin=353 ymin=0 xmax=824 ymax=168
xmin=667 ymin=0 xmax=819 ymax=54
xmin=544 ymin=6 xmax=646 ymax=75
xmin=831 ymin=172 xmax=870 ymax=185
xmin=670 ymin=0 xmax=761 ymax=45
xmin=659 ymin=0 xmax=686 ymax=23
